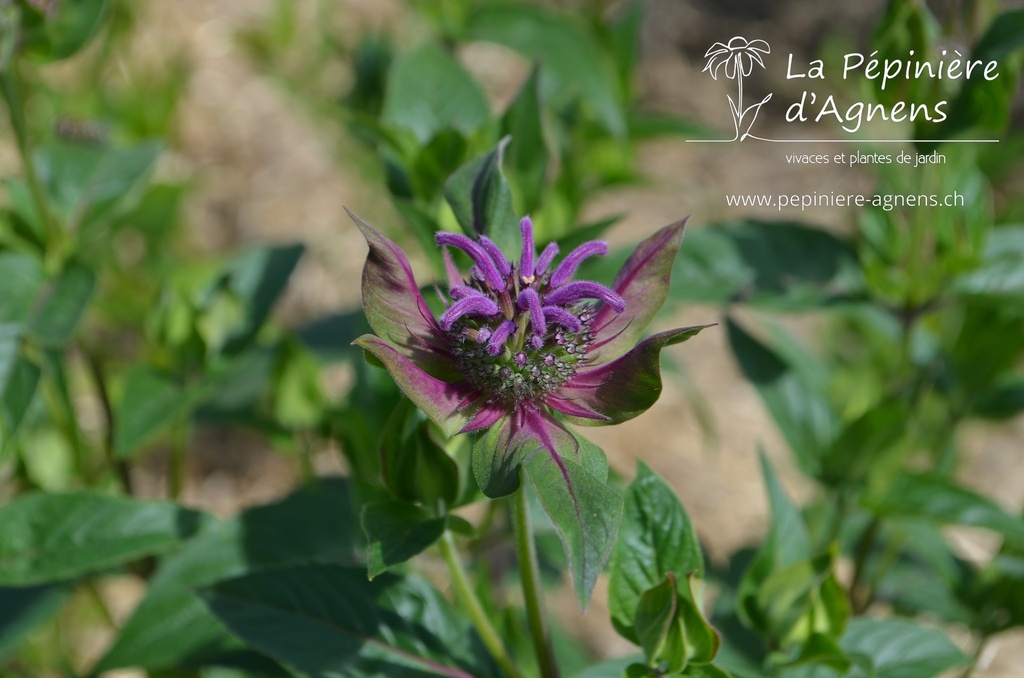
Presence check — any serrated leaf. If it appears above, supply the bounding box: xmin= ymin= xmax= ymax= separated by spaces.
xmin=362 ymin=501 xmax=446 ymax=579
xmin=0 ymin=492 xmax=207 ymax=586
xmin=444 ymin=138 xmax=519 ymax=258
xmin=199 ymin=563 xmax=495 ymax=678
xmin=97 ymin=479 xmax=361 ymax=673
xmin=523 ymin=448 xmax=622 ymax=609
xmin=609 ymin=461 xmax=704 ymax=643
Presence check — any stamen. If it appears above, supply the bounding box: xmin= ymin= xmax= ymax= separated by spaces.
xmin=439 ymin=295 xmax=501 ymax=330
xmin=436 ymin=232 xmax=506 ymax=290
xmin=536 ymin=242 xmax=559 ymax=276
xmin=516 ymin=288 xmax=546 ymax=338
xmin=487 ymin=320 xmax=517 ymax=355
xmin=549 ymin=241 xmax=608 ymax=288
xmin=542 ymin=306 xmax=583 ymax=333
xmin=519 ymin=216 xmax=535 ymax=282
xmin=544 ymin=281 xmax=625 ymax=313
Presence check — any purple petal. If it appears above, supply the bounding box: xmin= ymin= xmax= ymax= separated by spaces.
xmin=549 ymin=241 xmax=608 ymax=288
xmin=487 ymin=320 xmax=517 ymax=355
xmin=439 ymin=295 xmax=501 ymax=330
xmin=436 ymin=232 xmax=505 ymax=290
xmin=480 ymin=236 xmax=512 ymax=277
xmin=556 ymin=325 xmax=714 ymax=426
xmin=544 ymin=281 xmax=625 ymax=313
xmin=516 ymin=288 xmax=546 ymax=338
xmin=348 ymin=209 xmax=455 ymax=379
xmin=449 ymin=285 xmax=484 ymax=300
xmin=590 ymin=219 xmax=687 ymax=363
xmin=542 ymin=306 xmax=582 ymax=333
xmin=519 ymin=216 xmax=535 ymax=280
xmin=353 ymin=334 xmax=480 ymax=437
xmin=536 ymin=242 xmax=559 ymax=276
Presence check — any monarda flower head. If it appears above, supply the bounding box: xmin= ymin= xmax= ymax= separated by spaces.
xmin=351 ymin=209 xmax=711 ymax=497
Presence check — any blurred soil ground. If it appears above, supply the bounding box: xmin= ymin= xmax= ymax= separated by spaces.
xmin=86 ymin=0 xmax=1024 ymax=674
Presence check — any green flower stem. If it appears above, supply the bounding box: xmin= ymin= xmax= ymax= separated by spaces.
xmin=513 ymin=479 xmax=559 ymax=678
xmin=438 ymin=529 xmax=522 ymax=678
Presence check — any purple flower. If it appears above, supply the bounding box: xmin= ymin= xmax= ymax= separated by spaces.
xmin=350 ymin=210 xmax=711 ymax=496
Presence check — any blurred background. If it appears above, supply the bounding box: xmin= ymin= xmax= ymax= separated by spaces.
xmin=2 ymin=0 xmax=1023 ymax=675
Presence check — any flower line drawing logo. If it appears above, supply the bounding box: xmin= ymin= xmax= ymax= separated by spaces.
xmin=703 ymin=36 xmax=773 ymax=141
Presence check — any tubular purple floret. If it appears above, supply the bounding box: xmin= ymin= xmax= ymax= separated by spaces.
xmin=487 ymin=320 xmax=518 ymax=355
xmin=476 ymin=327 xmax=492 ymax=343
xmin=519 ymin=216 xmax=535 ymax=280
xmin=450 ymin=285 xmax=485 ymax=300
xmin=439 ymin=295 xmax=501 ymax=330
xmin=435 ymin=232 xmax=506 ymax=290
xmin=516 ymin=288 xmax=547 ymax=338
xmin=549 ymin=240 xmax=609 ymax=288
xmin=542 ymin=306 xmax=583 ymax=333
xmin=479 ymin=236 xmax=512 ymax=277
xmin=544 ymin=281 xmax=626 ymax=313
xmin=536 ymin=242 xmax=559 ymax=276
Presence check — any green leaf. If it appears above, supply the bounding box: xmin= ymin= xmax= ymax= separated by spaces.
xmin=972 ymin=376 xmax=1024 ymax=419
xmin=0 ymin=252 xmax=44 ymax=324
xmin=199 ymin=563 xmax=495 ymax=678
xmin=96 ymin=479 xmax=361 ymax=673
xmin=523 ymin=449 xmax=623 ymax=609
xmin=0 ymin=492 xmax=207 ymax=586
xmin=726 ymin=319 xmax=838 ymax=476
xmin=501 ymin=64 xmax=547 ymax=214
xmin=0 ymin=353 xmax=40 ymax=436
xmin=381 ymin=41 xmax=491 ymax=144
xmin=973 ymin=9 xmax=1024 ymax=62
xmin=467 ymin=3 xmax=626 ymax=136
xmin=214 ymin=243 xmax=305 ymax=355
xmin=865 ymin=471 xmax=1024 ymax=544
xmin=954 ymin=226 xmax=1024 ymax=302
xmin=634 ymin=575 xmax=679 ymax=669
xmin=26 ymin=261 xmax=95 ymax=346
xmin=609 ymin=462 xmax=704 ymax=644
xmin=35 ymin=140 xmax=161 ymax=230
xmin=379 ymin=399 xmax=460 ymax=506
xmin=362 ymin=501 xmax=446 ymax=579
xmin=783 ymin=618 xmax=968 ymax=678
xmin=569 ymin=655 xmax=645 ymax=678
xmin=0 ymin=584 xmax=72 ymax=661
xmin=444 ymin=138 xmax=520 ymax=258
xmin=410 ymin=129 xmax=469 ymax=201
xmin=17 ymin=0 xmax=109 ymax=61
xmin=671 ymin=221 xmax=863 ymax=310
xmin=113 ymin=367 xmax=200 ymax=458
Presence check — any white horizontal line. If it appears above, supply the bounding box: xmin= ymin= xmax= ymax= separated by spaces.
xmin=686 ymin=138 xmax=999 ymax=143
